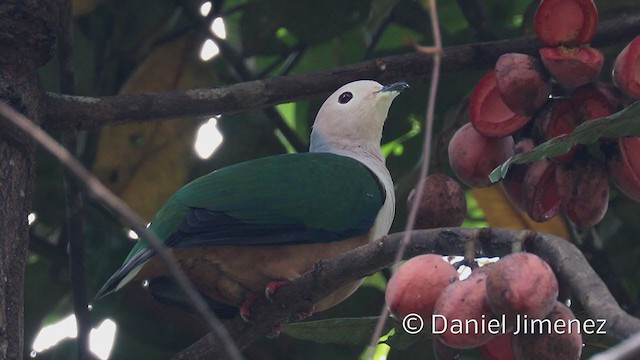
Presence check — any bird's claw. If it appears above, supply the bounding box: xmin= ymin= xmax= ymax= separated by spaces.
xmin=239 ymin=292 xmax=258 ymax=323
xmin=265 ymin=280 xmax=290 ymax=302
xmin=265 ymin=323 xmax=282 ymax=339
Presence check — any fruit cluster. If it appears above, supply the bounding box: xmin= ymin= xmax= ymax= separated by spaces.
xmin=448 ymin=0 xmax=640 ymax=227
xmin=385 ymin=253 xmax=582 ymax=359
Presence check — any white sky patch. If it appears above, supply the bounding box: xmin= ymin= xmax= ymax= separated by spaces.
xmin=28 ymin=212 xmax=37 ymax=225
xmin=32 ymin=315 xmax=117 ymax=360
xmin=194 ymin=117 xmax=224 ymax=159
xmin=200 ymin=39 xmax=220 ymax=61
xmin=200 ymin=1 xmax=212 ymax=16
xmin=211 ymin=17 xmax=226 ymax=39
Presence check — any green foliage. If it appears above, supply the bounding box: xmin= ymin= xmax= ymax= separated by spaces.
xmin=490 ymin=101 xmax=640 ymax=182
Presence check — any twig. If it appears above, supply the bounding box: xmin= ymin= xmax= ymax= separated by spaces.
xmin=44 ymin=12 xmax=640 ymax=130
xmin=57 ymin=1 xmax=94 ymax=357
xmin=368 ymin=0 xmax=443 ymax=352
xmin=0 ymin=102 xmax=243 ymax=360
xmin=174 ymin=228 xmax=640 ymax=359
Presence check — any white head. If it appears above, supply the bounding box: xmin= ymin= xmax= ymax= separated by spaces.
xmin=310 ymin=80 xmax=408 ymax=156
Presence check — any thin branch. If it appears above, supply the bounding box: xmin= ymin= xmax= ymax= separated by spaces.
xmin=0 ymin=102 xmax=243 ymax=360
xmin=44 ymin=13 xmax=640 ymax=130
xmin=174 ymin=228 xmax=640 ymax=359
xmin=369 ymin=0 xmax=443 ymax=351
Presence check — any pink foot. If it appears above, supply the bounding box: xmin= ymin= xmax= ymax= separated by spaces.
xmin=239 ymin=292 xmax=258 ymax=323
xmin=265 ymin=280 xmax=290 ymax=301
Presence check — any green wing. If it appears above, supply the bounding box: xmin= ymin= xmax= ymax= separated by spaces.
xmin=96 ymin=152 xmax=385 ymax=298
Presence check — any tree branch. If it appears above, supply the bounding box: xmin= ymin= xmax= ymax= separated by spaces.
xmin=44 ymin=13 xmax=640 ymax=130
xmin=174 ymin=228 xmax=640 ymax=359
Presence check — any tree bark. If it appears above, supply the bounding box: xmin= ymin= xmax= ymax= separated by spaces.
xmin=0 ymin=1 xmax=61 ymax=358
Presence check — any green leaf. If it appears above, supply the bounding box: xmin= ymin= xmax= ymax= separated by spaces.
xmin=281 ymin=317 xmax=393 ymax=346
xmin=489 ymin=101 xmax=640 ymax=182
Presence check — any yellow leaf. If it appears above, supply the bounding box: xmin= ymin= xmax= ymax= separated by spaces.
xmin=471 ymin=185 xmax=570 ymax=239
xmin=92 ymin=36 xmax=218 ymax=220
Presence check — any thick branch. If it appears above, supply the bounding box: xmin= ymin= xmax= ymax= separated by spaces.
xmin=45 ymin=13 xmax=640 ymax=130
xmin=174 ymin=228 xmax=640 ymax=359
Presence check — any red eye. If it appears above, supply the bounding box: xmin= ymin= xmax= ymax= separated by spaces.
xmin=338 ymin=92 xmax=353 ymax=104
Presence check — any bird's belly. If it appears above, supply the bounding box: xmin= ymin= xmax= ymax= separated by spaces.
xmin=139 ymin=234 xmax=371 ymax=311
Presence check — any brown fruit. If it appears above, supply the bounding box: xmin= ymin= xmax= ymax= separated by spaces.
xmin=433 ymin=271 xmax=496 ymax=349
xmin=448 ymin=123 xmax=515 ymax=188
xmin=512 ymin=302 xmax=583 ymax=360
xmin=385 ymin=254 xmax=458 ymax=321
xmin=495 ymin=53 xmax=551 ymax=115
xmin=470 ymin=71 xmax=532 ymax=137
xmin=609 ymin=137 xmax=640 ymax=202
xmin=479 ymin=332 xmax=516 ymax=360
xmin=501 ymin=139 xmax=535 ymax=211
xmin=407 ymin=174 xmax=467 ymax=229
xmin=613 ymin=35 xmax=640 ymax=99
xmin=556 ymin=158 xmax=609 ymax=227
xmin=534 ymin=0 xmax=598 ymax=47
xmin=524 ymin=160 xmax=562 ymax=222
xmin=486 ymin=253 xmax=559 ymax=324
xmin=539 ymin=46 xmax=603 ymax=89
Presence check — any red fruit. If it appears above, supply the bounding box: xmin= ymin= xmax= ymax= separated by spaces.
xmin=569 ymin=83 xmax=623 ymax=122
xmin=495 ymin=53 xmax=551 ymax=115
xmin=501 ymin=139 xmax=535 ymax=210
xmin=486 ymin=253 xmax=559 ymax=324
xmin=534 ymin=0 xmax=598 ymax=47
xmin=613 ymin=35 xmax=640 ymax=99
xmin=536 ymin=99 xmax=580 ymax=163
xmin=433 ymin=338 xmax=461 ymax=360
xmin=512 ymin=302 xmax=583 ymax=360
xmin=407 ymin=174 xmax=467 ymax=229
xmin=385 ymin=254 xmax=458 ymax=321
xmin=539 ymin=46 xmax=604 ymax=88
xmin=556 ymin=159 xmax=609 ymax=227
xmin=609 ymin=137 xmax=640 ymax=202
xmin=524 ymin=160 xmax=561 ymax=222
xmin=448 ymin=123 xmax=515 ymax=188
xmin=433 ymin=271 xmax=496 ymax=349
xmin=479 ymin=333 xmax=516 ymax=360
xmin=470 ymin=71 xmax=532 ymax=137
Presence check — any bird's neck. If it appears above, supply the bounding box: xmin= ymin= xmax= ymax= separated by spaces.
xmin=309 ymin=132 xmax=385 ymax=164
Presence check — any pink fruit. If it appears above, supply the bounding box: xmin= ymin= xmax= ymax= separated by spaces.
xmin=512 ymin=302 xmax=583 ymax=360
xmin=609 ymin=137 xmax=640 ymax=202
xmin=448 ymin=123 xmax=515 ymax=187
xmin=433 ymin=271 xmax=496 ymax=349
xmin=385 ymin=254 xmax=458 ymax=321
xmin=556 ymin=159 xmax=609 ymax=227
xmin=536 ymin=99 xmax=580 ymax=163
xmin=613 ymin=35 xmax=640 ymax=99
xmin=501 ymin=139 xmax=535 ymax=211
xmin=569 ymin=82 xmax=623 ymax=122
xmin=486 ymin=252 xmax=559 ymax=324
xmin=524 ymin=160 xmax=562 ymax=222
xmin=479 ymin=333 xmax=516 ymax=360
xmin=470 ymin=71 xmax=532 ymax=137
xmin=495 ymin=53 xmax=552 ymax=115
xmin=539 ymin=46 xmax=604 ymax=89
xmin=534 ymin=0 xmax=598 ymax=47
